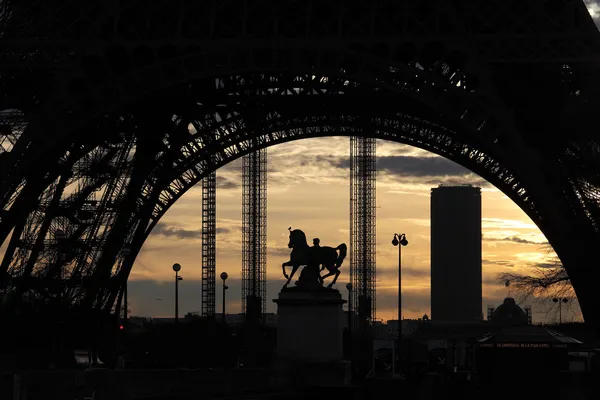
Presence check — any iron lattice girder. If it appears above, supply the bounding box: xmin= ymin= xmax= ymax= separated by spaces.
xmin=1 ymin=0 xmax=598 ymax=64
xmin=1 ymin=1 xmax=598 ymax=221
xmin=241 ymin=148 xmax=267 ymax=321
xmin=149 ymin=126 xmax=521 ymax=237
xmin=3 ymin=38 xmax=599 ymax=235
xmin=1 ymin=90 xmax=591 ymax=310
xmin=0 ymin=112 xmax=595 ymax=315
xmin=1 ymin=58 xmax=589 ymax=231
xmin=350 ymin=136 xmax=377 ymax=328
xmin=0 ymin=139 xmax=136 ymax=306
xmin=2 ymin=0 xmax=600 ymax=320
xmin=201 ymin=171 xmax=217 ymax=317
xmin=1 ymin=0 xmax=599 ymax=167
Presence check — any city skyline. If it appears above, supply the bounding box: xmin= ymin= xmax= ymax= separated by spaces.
xmin=126 ymin=137 xmax=580 ymax=324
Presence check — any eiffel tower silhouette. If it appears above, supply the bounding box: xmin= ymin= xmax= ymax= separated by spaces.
xmin=0 ymin=1 xmax=599 ymax=332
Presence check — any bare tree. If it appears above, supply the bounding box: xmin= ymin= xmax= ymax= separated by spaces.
xmin=498 ymin=266 xmax=571 ymax=300
xmin=497 ymin=244 xmax=579 ymax=322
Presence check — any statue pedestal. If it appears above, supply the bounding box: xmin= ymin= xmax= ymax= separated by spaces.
xmin=272 ymin=288 xmax=350 ymax=387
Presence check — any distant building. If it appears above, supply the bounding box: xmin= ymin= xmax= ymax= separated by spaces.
xmin=488 ymin=298 xmax=532 ymax=326
xmin=430 ymin=185 xmax=482 ymax=321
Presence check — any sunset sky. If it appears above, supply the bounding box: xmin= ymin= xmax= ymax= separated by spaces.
xmin=125 ymin=2 xmax=600 ymax=324
xmin=128 ymin=137 xmax=580 ymax=324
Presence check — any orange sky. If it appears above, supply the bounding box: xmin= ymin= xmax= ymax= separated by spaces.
xmin=129 ymin=137 xmax=581 ymax=323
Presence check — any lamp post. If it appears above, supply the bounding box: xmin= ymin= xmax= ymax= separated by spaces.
xmin=391 ymin=233 xmax=408 ymax=369
xmin=391 ymin=234 xmax=408 ymax=335
xmin=553 ymin=297 xmax=569 ymax=325
xmin=221 ymin=272 xmax=229 ymax=324
xmin=173 ymin=263 xmax=182 ymax=323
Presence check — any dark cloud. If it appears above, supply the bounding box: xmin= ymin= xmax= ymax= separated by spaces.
xmin=536 ymin=262 xmax=563 ymax=269
xmin=216 ymin=176 xmax=238 ymax=190
xmin=483 ymin=235 xmax=547 ymax=245
xmin=482 ymin=259 xmax=513 ymax=267
xmin=422 ymin=177 xmax=489 ymax=187
xmin=285 ymin=154 xmax=489 ymax=186
xmin=154 ymin=223 xmax=201 ymax=239
xmin=153 ymin=223 xmax=232 ymax=240
xmin=483 ymin=276 xmax=505 ymax=286
xmin=377 ymin=156 xmax=470 ymax=177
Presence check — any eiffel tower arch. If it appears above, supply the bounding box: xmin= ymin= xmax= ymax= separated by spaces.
xmin=1 ymin=1 xmax=600 ymax=328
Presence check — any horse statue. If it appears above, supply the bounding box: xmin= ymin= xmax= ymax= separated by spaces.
xmin=281 ymin=227 xmax=347 ymax=289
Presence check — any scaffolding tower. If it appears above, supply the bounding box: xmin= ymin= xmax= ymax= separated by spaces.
xmin=242 ymin=148 xmax=267 ymax=324
xmin=201 ymin=171 xmax=217 ymax=317
xmin=350 ymin=136 xmax=377 ymax=330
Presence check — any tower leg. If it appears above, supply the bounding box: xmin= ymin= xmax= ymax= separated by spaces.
xmin=349 ymin=136 xmax=377 ymax=378
xmin=201 ymin=171 xmax=217 ymax=318
xmin=242 ymin=147 xmax=267 ymax=366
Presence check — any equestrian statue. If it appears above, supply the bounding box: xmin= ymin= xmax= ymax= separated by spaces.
xmin=281 ymin=227 xmax=347 ymax=290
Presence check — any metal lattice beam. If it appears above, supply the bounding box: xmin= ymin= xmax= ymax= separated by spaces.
xmin=1 ymin=0 xmax=600 ymax=325
xmin=242 ymin=148 xmax=267 ymax=324
xmin=201 ymin=171 xmax=216 ymax=318
xmin=350 ymin=136 xmax=377 ymax=330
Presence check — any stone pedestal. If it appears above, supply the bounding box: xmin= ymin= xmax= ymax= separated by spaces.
xmin=272 ymin=288 xmax=351 ymax=387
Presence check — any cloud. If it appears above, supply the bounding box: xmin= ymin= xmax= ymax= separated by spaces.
xmin=377 ymin=156 xmax=470 ymax=177
xmin=216 ymin=176 xmax=239 ymax=189
xmin=323 ymin=155 xmax=473 ymax=177
xmin=153 ymin=223 xmax=232 ymax=240
xmin=483 ymin=235 xmax=547 ymax=245
xmin=534 ymin=262 xmax=562 ymax=269
xmin=264 ymin=140 xmax=493 ymax=192
xmin=482 ymin=259 xmax=513 ymax=267
xmin=482 ymin=218 xmax=537 ymax=230
xmin=585 ymin=1 xmax=600 ymax=22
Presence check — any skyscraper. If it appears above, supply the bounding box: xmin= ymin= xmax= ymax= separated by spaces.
xmin=430 ymin=185 xmax=482 ymax=321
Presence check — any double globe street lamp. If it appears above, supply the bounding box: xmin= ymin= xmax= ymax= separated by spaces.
xmin=221 ymin=272 xmax=229 ymax=324
xmin=553 ymin=297 xmax=569 ymax=325
xmin=391 ymin=233 xmax=409 ymax=329
xmin=391 ymin=233 xmax=408 ymax=367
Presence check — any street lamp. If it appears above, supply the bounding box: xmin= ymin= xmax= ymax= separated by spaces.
xmin=221 ymin=272 xmax=229 ymax=324
xmin=392 ymin=233 xmax=408 ymax=369
xmin=553 ymin=297 xmax=569 ymax=325
xmin=173 ymin=263 xmax=182 ymax=324
xmin=391 ymin=234 xmax=408 ymax=333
